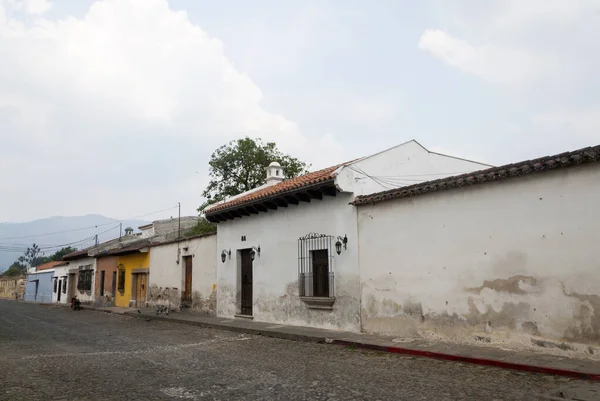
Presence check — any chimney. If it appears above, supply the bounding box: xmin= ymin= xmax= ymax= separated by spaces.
xmin=265 ymin=162 xmax=284 ymax=186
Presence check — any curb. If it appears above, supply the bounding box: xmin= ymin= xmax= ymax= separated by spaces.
xmin=124 ymin=312 xmax=600 ymax=382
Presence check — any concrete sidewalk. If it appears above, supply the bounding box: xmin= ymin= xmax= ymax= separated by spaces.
xmin=115 ymin=308 xmax=600 ymax=382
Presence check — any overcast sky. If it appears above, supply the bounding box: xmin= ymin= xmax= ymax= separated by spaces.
xmin=1 ymin=0 xmax=599 ymax=223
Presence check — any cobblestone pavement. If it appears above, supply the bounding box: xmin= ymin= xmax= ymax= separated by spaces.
xmin=1 ymin=301 xmax=598 ymax=401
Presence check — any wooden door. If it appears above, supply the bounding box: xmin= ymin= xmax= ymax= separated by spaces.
xmin=312 ymin=249 xmax=330 ymax=297
xmin=135 ymin=273 xmax=147 ymax=308
xmin=183 ymin=256 xmax=192 ymax=303
xmin=69 ymin=274 xmax=77 ymax=299
xmin=57 ymin=280 xmax=62 ymax=302
xmin=111 ymin=271 xmax=117 ymax=298
xmin=240 ymin=250 xmax=253 ymax=316
xmin=99 ymin=270 xmax=105 ymax=297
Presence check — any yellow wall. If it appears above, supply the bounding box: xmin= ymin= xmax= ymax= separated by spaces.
xmin=115 ymin=252 xmax=149 ymax=308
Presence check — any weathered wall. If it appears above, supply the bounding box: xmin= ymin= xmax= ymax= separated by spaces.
xmin=24 ymin=271 xmax=54 ymax=303
xmin=0 ymin=277 xmax=25 ymax=299
xmin=148 ymin=235 xmax=217 ymax=313
xmin=95 ymin=256 xmax=118 ymax=307
xmin=357 ymin=164 xmax=600 ymax=356
xmin=52 ymin=266 xmax=70 ymax=304
xmin=216 ymin=194 xmax=360 ymax=332
xmin=115 ymin=252 xmax=149 ymax=308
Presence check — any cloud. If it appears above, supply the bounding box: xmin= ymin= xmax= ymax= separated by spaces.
xmin=419 ymin=0 xmax=600 ymax=91
xmin=23 ymin=0 xmax=51 ymax=15
xmin=0 ymin=0 xmax=343 ymax=221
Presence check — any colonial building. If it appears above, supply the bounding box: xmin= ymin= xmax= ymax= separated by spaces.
xmin=109 ymin=239 xmax=151 ymax=308
xmin=62 ymin=250 xmax=97 ymax=304
xmin=24 ymin=261 xmax=62 ymax=303
xmin=353 ymin=144 xmax=600 ymax=352
xmin=205 ymin=140 xmax=490 ymax=331
xmin=51 ymin=262 xmax=70 ymax=304
xmin=147 ymin=233 xmax=217 ymax=313
xmin=0 ymin=275 xmax=26 ymax=300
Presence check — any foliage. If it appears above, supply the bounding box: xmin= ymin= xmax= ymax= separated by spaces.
xmin=17 ymin=243 xmax=43 ymax=267
xmin=186 ymin=218 xmax=217 ymax=236
xmin=198 ymin=137 xmax=310 ymax=211
xmin=49 ymin=246 xmax=77 ymax=261
xmin=1 ymin=262 xmax=27 ymax=277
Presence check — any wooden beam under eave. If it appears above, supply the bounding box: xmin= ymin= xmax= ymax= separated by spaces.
xmin=322 ymin=186 xmax=337 ymax=197
xmin=255 ymin=203 xmax=268 ymax=212
xmin=307 ymin=190 xmax=323 ymax=200
xmin=246 ymin=206 xmax=259 ymax=214
xmin=284 ymin=196 xmax=299 ymax=205
xmin=222 ymin=212 xmax=235 ymax=220
xmin=238 ymin=208 xmax=250 ymax=216
xmin=206 ymin=215 xmax=219 ymax=223
xmin=264 ymin=201 xmax=277 ymax=210
xmin=296 ymin=193 xmax=311 ymax=203
xmin=274 ymin=198 xmax=288 ymax=208
xmin=229 ymin=209 xmax=243 ymax=218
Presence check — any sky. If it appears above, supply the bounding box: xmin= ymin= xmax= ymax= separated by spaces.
xmin=1 ymin=0 xmax=599 ymax=223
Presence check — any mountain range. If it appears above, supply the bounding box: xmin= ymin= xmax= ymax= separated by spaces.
xmin=0 ymin=215 xmax=149 ymax=272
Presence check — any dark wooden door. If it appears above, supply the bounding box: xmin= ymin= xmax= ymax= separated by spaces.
xmin=57 ymin=280 xmax=62 ymax=302
xmin=183 ymin=256 xmax=192 ymax=303
xmin=99 ymin=270 xmax=105 ymax=297
xmin=240 ymin=250 xmax=253 ymax=316
xmin=312 ymin=249 xmax=329 ymax=297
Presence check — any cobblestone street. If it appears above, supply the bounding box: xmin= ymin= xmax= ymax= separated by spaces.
xmin=0 ymin=301 xmax=597 ymax=401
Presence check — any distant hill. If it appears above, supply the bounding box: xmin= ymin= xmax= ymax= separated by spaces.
xmin=0 ymin=215 xmax=149 ymax=272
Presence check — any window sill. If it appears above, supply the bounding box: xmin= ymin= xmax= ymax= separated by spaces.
xmin=300 ymin=296 xmax=336 ymax=310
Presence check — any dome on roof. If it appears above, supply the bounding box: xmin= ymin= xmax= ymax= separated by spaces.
xmin=268 ymin=161 xmax=281 ymax=167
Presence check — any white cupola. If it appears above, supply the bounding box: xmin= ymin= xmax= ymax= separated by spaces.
xmin=265 ymin=161 xmax=284 ymax=186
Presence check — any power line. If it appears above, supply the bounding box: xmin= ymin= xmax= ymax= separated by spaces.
xmin=0 ymin=205 xmax=178 ymax=240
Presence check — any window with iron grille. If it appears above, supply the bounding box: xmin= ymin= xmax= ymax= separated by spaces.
xmin=77 ymin=265 xmax=93 ymax=292
xmin=62 ymin=278 xmax=67 ymax=294
xmin=53 ymin=279 xmax=58 ymax=293
xmin=298 ymin=233 xmax=335 ymax=298
xmin=117 ymin=269 xmax=125 ymax=293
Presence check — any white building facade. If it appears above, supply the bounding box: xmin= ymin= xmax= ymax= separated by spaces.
xmin=147 ymin=234 xmax=217 ymax=313
xmin=62 ymin=252 xmax=97 ymax=304
xmin=51 ymin=263 xmax=71 ymax=304
xmin=353 ymin=145 xmax=600 ymax=355
xmin=206 ymin=141 xmax=490 ymax=332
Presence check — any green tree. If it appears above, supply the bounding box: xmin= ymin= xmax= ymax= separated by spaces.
xmin=18 ymin=243 xmax=46 ymax=268
xmin=2 ymin=261 xmax=27 ymax=277
xmin=49 ymin=246 xmax=77 ymax=261
xmin=199 ymin=137 xmax=310 ymax=211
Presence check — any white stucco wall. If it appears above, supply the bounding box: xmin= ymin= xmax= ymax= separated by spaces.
xmin=52 ymin=266 xmax=70 ymax=304
xmin=148 ymin=235 xmax=217 ymax=312
xmin=357 ymin=164 xmax=600 ymax=355
xmin=335 ymin=140 xmax=491 ymax=196
xmin=71 ymin=257 xmax=97 ymax=303
xmin=216 ymin=194 xmax=360 ymax=332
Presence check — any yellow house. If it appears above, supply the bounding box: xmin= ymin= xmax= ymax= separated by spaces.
xmin=107 ymin=242 xmax=150 ymax=308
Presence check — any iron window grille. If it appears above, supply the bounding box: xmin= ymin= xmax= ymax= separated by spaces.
xmin=53 ymin=279 xmax=58 ymax=293
xmin=62 ymin=278 xmax=67 ymax=294
xmin=77 ymin=265 xmax=93 ymax=292
xmin=298 ymin=233 xmax=335 ymax=298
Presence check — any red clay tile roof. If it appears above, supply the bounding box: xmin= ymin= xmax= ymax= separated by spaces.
xmin=36 ymin=261 xmax=63 ymax=271
xmin=205 ymin=163 xmax=346 ymax=215
xmin=352 ymin=144 xmax=600 ymax=206
xmin=63 ymin=248 xmax=93 ymax=261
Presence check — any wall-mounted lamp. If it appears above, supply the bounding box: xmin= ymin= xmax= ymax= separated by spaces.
xmin=250 ymin=245 xmax=261 ymax=261
xmin=221 ymin=249 xmax=231 ymax=263
xmin=182 ymin=246 xmax=189 ymax=252
xmin=335 ymin=235 xmax=348 ymax=255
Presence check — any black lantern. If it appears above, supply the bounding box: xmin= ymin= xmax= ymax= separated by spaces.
xmin=220 ymin=249 xmax=231 ymax=263
xmin=250 ymin=245 xmax=260 ymax=261
xmin=335 ymin=235 xmax=348 ymax=255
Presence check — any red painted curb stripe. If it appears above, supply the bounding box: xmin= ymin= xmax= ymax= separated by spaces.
xmin=331 ymin=340 xmax=600 ymax=382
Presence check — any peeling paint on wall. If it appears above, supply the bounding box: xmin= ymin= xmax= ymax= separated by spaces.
xmin=147 ymin=284 xmax=181 ymax=310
